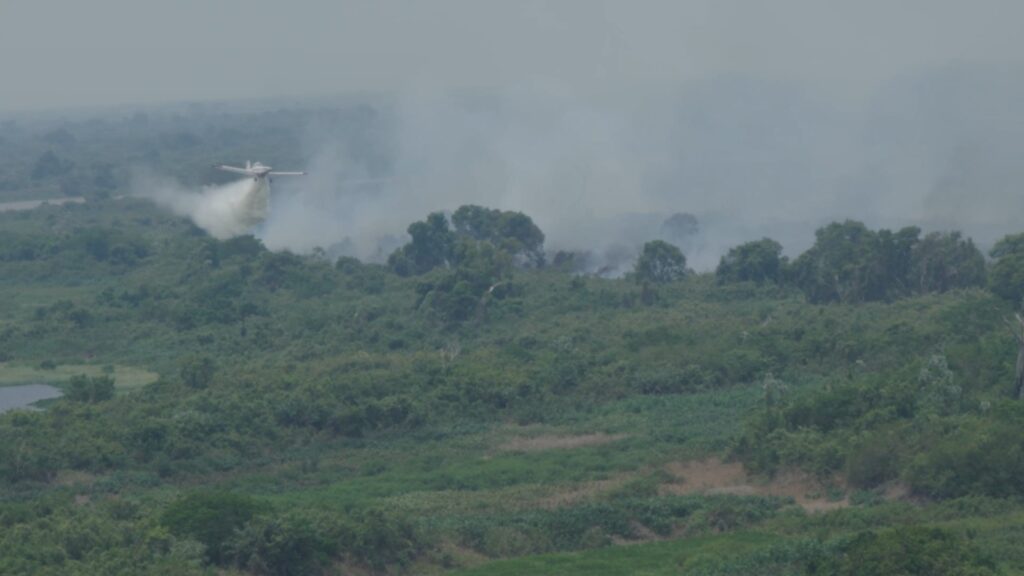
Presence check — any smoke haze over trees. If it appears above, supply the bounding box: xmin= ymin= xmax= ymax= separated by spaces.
xmin=5 ymin=3 xmax=1024 ymax=575
xmin=3 ymin=2 xmax=1024 ymax=271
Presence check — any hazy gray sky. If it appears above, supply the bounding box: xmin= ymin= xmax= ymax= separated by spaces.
xmin=2 ymin=0 xmax=1022 ymax=111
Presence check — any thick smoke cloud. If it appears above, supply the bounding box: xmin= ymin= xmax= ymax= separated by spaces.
xmin=254 ymin=64 xmax=1024 ymax=271
xmin=134 ymin=62 xmax=1024 ymax=274
xmin=109 ymin=2 xmax=1024 ymax=271
xmin=133 ymin=171 xmax=270 ymax=240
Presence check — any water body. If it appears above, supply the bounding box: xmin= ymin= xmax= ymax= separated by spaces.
xmin=0 ymin=384 xmax=63 ymax=413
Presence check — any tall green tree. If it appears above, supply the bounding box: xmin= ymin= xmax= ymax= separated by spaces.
xmin=789 ymin=220 xmax=880 ymax=303
xmin=388 ymin=212 xmax=455 ymax=276
xmin=418 ymin=237 xmax=512 ymax=324
xmin=162 ymin=492 xmax=267 ymax=565
xmin=989 ymin=232 xmax=1024 ymax=305
xmin=633 ymin=240 xmax=687 ymax=284
xmin=716 ymin=238 xmax=785 ymax=285
xmin=909 ymin=231 xmax=986 ymax=294
xmin=872 ymin=226 xmax=921 ymax=298
xmin=65 ymin=374 xmax=115 ymax=403
xmin=451 ymin=205 xmax=545 ymax=267
xmin=789 ymin=221 xmax=983 ymax=303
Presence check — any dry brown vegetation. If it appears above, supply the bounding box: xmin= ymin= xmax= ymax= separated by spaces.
xmin=496 ymin=432 xmax=627 ymax=453
xmin=661 ymin=458 xmax=853 ymax=512
xmin=536 ymin=475 xmax=634 ymax=509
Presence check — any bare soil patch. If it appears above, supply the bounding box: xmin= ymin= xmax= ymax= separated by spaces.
xmin=497 ymin=432 xmax=627 ymax=453
xmin=662 ymin=457 xmax=850 ymax=512
xmin=537 ymin=475 xmax=633 ymax=509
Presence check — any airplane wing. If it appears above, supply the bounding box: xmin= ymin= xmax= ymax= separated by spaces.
xmin=267 ymin=171 xmax=306 ymax=176
xmin=214 ymin=164 xmax=252 ymax=175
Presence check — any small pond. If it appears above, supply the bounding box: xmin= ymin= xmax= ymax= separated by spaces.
xmin=0 ymin=384 xmax=63 ymax=414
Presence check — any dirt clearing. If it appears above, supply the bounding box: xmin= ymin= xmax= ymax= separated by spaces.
xmin=662 ymin=457 xmax=853 ymax=512
xmin=498 ymin=432 xmax=627 ymax=453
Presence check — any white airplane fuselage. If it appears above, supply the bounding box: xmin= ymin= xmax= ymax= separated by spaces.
xmin=214 ymin=161 xmax=305 ymax=182
xmin=245 ymin=162 xmax=273 ymax=179
xmin=194 ymin=161 xmax=305 ymax=237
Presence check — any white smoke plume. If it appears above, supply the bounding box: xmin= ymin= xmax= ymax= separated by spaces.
xmin=12 ymin=2 xmax=1024 ymax=273
xmin=133 ymin=64 xmax=1024 ymax=273
xmin=250 ymin=87 xmax=859 ymax=271
xmin=264 ymin=67 xmax=1024 ymax=272
xmin=132 ymin=171 xmax=270 ymax=240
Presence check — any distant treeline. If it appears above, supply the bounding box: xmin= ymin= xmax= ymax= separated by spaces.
xmin=383 ymin=206 xmax=1024 ymax=310
xmin=716 ymin=221 xmax=994 ymax=304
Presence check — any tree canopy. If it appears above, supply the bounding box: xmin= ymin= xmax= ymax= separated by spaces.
xmin=716 ymin=238 xmax=785 ymax=285
xmin=388 ymin=212 xmax=455 ymax=276
xmin=390 ymin=206 xmax=546 ymax=277
xmin=789 ymin=221 xmax=985 ymax=303
xmin=633 ymin=240 xmax=687 ymax=284
xmin=451 ymin=205 xmax=546 ymax=267
xmin=989 ymin=232 xmax=1024 ymax=305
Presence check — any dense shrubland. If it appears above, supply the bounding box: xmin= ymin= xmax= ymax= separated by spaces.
xmin=689 ymin=526 xmax=1001 ymax=576
xmin=2 ymin=110 xmax=1024 ymax=574
xmin=717 ymin=221 xmax=988 ymax=303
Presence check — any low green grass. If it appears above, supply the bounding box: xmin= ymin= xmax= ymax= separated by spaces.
xmin=0 ymin=362 xmax=159 ymax=390
xmin=450 ymin=531 xmax=779 ymax=576
xmin=579 ymin=382 xmax=777 ymax=458
xmin=932 ymin=512 xmax=1024 ymax=574
xmin=0 ymin=285 xmax=100 ymax=320
xmin=450 ymin=510 xmax=1024 ymax=576
xmin=256 ymin=382 xmax=774 ymax=515
xmin=264 ymin=440 xmax=641 ymax=512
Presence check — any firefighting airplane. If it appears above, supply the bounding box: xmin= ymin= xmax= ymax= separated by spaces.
xmin=213 ymin=161 xmax=306 ymax=182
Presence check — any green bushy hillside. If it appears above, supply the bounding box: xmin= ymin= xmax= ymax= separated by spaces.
xmin=1 ymin=196 xmax=1023 ymax=576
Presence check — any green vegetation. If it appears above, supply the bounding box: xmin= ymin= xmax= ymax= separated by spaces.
xmin=64 ymin=374 xmax=115 ymax=403
xmin=1 ymin=108 xmax=1024 ymax=575
xmin=686 ymin=526 xmax=1000 ymax=576
xmin=777 ymin=221 xmax=987 ymax=303
xmin=162 ymin=492 xmax=268 ymax=564
xmin=0 ymin=363 xmax=158 ymax=390
xmin=633 ymin=239 xmax=688 ymax=284
xmin=989 ymin=233 xmax=1024 ymax=305
xmin=716 ymin=238 xmax=786 ymax=285
xmin=452 ymin=532 xmax=780 ymax=576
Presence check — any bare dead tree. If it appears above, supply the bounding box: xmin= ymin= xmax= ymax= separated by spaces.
xmin=1003 ymin=313 xmax=1024 ymax=400
xmin=440 ymin=340 xmax=461 ymax=373
xmin=473 ymin=281 xmax=508 ymax=322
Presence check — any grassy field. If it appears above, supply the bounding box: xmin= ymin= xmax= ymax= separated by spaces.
xmin=0 ymin=362 xmax=159 ymax=390
xmin=451 ymin=532 xmax=779 ymax=576
xmin=241 ymin=381 xmax=773 ymax=511
xmin=450 ymin=508 xmax=1024 ymax=576
xmin=0 ymin=196 xmax=1021 ymax=575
